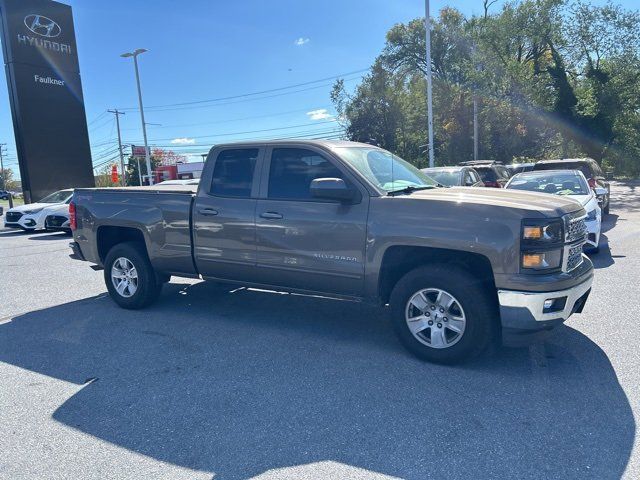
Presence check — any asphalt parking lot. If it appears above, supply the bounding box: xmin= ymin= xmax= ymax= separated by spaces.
xmin=1 ymin=181 xmax=639 ymax=480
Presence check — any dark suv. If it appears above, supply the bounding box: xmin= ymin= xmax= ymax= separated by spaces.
xmin=0 ymin=190 xmax=11 ymax=200
xmin=533 ymin=158 xmax=610 ymax=214
xmin=459 ymin=161 xmax=511 ymax=188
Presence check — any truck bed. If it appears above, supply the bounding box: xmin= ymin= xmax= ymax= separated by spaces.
xmin=73 ymin=187 xmax=198 ymax=276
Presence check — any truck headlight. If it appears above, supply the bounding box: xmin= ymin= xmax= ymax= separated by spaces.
xmin=586 ymin=209 xmax=597 ymax=222
xmin=522 ymin=250 xmax=562 ymax=270
xmin=521 ymin=219 xmax=563 ymax=244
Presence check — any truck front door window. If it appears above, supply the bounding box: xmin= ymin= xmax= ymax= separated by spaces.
xmin=267 ymin=148 xmax=346 ymax=200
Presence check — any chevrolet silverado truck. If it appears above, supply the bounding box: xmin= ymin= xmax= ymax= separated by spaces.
xmin=69 ymin=140 xmax=594 ymax=363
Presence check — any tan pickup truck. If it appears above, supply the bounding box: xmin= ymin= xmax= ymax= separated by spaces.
xmin=69 ymin=140 xmax=593 ymax=363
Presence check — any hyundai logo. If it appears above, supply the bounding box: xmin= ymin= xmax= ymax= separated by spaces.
xmin=24 ymin=14 xmax=62 ymax=38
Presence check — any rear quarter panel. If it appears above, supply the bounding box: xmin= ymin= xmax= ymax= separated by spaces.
xmin=73 ymin=188 xmax=196 ymax=276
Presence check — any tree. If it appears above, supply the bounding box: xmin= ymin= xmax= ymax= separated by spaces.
xmin=332 ymin=0 xmax=640 ymax=175
xmin=0 ymin=167 xmax=19 ymax=191
xmin=152 ymin=148 xmax=187 ymax=166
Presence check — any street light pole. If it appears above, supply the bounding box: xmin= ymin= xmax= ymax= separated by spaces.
xmin=121 ymin=48 xmax=154 ymax=185
xmin=425 ymin=0 xmax=435 ymax=168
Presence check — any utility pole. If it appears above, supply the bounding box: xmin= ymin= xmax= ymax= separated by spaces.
xmin=108 ymin=109 xmax=127 ymax=186
xmin=424 ymin=0 xmax=435 ymax=168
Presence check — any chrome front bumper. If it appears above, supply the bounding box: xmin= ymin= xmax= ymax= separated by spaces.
xmin=498 ymin=273 xmax=593 ymax=324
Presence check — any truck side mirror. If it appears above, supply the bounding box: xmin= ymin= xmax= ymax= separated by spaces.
xmin=310 ymin=178 xmax=356 ymax=202
xmin=594 ymin=187 xmax=607 ymax=196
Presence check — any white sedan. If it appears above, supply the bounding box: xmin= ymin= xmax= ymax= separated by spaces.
xmin=3 ymin=189 xmax=73 ymax=231
xmin=505 ymin=170 xmax=601 ymax=253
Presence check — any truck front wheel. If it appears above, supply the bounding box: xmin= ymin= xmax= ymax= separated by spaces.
xmin=104 ymin=242 xmax=162 ymax=309
xmin=390 ymin=265 xmax=496 ymax=364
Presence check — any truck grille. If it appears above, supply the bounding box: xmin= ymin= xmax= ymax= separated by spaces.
xmin=566 ymin=244 xmax=584 ymax=271
xmin=563 ymin=212 xmax=588 ymax=272
xmin=565 ymin=215 xmax=587 ymax=243
xmin=5 ymin=211 xmax=23 ymax=223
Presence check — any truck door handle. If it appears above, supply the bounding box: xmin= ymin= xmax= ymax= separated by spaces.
xmin=260 ymin=211 xmax=283 ymax=220
xmin=198 ymin=208 xmax=219 ymax=216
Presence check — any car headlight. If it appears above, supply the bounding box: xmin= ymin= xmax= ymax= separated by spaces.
xmin=586 ymin=209 xmax=597 ymax=221
xmin=23 ymin=208 xmax=43 ymax=214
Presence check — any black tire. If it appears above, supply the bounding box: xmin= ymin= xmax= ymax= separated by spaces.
xmin=103 ymin=242 xmax=162 ymax=309
xmin=390 ymin=264 xmax=497 ymax=364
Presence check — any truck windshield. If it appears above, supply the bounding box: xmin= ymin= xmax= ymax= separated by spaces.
xmin=333 ymin=146 xmax=437 ymax=193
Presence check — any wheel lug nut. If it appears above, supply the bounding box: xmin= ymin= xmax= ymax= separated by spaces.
xmin=425 ymin=312 xmax=430 ymax=317
xmin=443 ymin=317 xmax=448 ymax=322
xmin=430 ymin=306 xmax=436 ymax=310
xmin=437 ymin=323 xmax=442 ymax=328
xmin=428 ymin=320 xmax=433 ymax=326
xmin=439 ymin=307 xmax=445 ymax=313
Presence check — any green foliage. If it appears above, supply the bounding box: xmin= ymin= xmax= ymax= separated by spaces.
xmin=332 ymin=0 xmax=640 ymax=176
xmin=0 ymin=167 xmax=18 ymax=191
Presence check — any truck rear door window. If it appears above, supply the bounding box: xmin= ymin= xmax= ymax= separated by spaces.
xmin=267 ymin=148 xmax=345 ymax=200
xmin=210 ymin=148 xmax=258 ymax=198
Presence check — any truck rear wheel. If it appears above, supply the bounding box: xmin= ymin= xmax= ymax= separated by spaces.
xmin=104 ymin=242 xmax=162 ymax=309
xmin=390 ymin=265 xmax=496 ymax=364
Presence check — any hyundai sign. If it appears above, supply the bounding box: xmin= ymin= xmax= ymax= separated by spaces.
xmin=0 ymin=0 xmax=94 ymax=203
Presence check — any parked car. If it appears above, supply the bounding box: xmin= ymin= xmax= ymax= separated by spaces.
xmin=506 ymin=162 xmax=535 ymax=175
xmin=506 ymin=170 xmax=601 ymax=253
xmin=4 ymin=189 xmax=73 ymax=231
xmin=533 ymin=158 xmax=610 ymax=214
xmin=69 ymin=140 xmax=593 ymax=364
xmin=0 ymin=190 xmax=11 ymax=200
xmin=421 ymin=166 xmax=484 ymax=187
xmin=459 ymin=161 xmax=511 ymax=188
xmin=44 ymin=203 xmax=72 ymax=234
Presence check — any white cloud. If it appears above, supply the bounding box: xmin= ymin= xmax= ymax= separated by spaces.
xmin=171 ymin=137 xmax=196 ymax=145
xmin=306 ymin=109 xmax=332 ymax=121
xmin=294 ymin=37 xmax=310 ymax=46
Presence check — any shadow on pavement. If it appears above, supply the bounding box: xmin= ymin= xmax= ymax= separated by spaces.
xmin=0 ymin=283 xmax=634 ymax=479
xmin=590 ymin=233 xmax=615 ymax=269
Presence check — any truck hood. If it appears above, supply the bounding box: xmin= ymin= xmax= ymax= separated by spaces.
xmin=406 ymin=187 xmax=583 ymax=217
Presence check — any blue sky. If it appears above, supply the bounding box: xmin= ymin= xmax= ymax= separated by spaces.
xmin=0 ymin=0 xmax=635 ymax=179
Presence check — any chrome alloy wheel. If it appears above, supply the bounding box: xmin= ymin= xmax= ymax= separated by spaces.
xmin=111 ymin=257 xmax=138 ymax=298
xmin=405 ymin=288 xmax=466 ymax=349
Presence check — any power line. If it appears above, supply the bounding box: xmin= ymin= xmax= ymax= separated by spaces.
xmin=123 ymin=119 xmax=339 ymax=144
xmin=138 ymin=127 xmax=346 ymax=148
xmin=118 ymin=105 xmax=334 ymax=131
xmin=118 ymin=68 xmax=369 ymax=112
xmin=87 ymin=110 xmax=108 ymax=126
